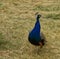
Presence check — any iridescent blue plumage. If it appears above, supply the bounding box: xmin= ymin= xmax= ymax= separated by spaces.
xmin=28 ymin=14 xmax=42 ymax=45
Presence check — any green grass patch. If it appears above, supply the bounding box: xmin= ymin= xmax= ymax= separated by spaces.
xmin=0 ymin=32 xmax=17 ymax=50
xmin=34 ymin=5 xmax=60 ymax=11
xmin=0 ymin=3 xmax=3 ymax=7
xmin=45 ymin=13 xmax=60 ymax=19
xmin=0 ymin=32 xmax=8 ymax=50
xmin=0 ymin=33 xmax=6 ymax=45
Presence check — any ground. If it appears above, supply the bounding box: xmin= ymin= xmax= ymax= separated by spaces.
xmin=0 ymin=0 xmax=60 ymax=59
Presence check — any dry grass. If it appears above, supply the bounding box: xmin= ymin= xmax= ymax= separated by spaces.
xmin=0 ymin=0 xmax=60 ymax=59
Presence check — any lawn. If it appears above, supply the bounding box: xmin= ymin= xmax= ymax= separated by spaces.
xmin=0 ymin=0 xmax=60 ymax=59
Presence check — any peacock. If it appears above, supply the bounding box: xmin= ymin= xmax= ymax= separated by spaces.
xmin=28 ymin=13 xmax=46 ymax=47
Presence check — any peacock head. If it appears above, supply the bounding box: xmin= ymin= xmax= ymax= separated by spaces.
xmin=35 ymin=12 xmax=41 ymax=19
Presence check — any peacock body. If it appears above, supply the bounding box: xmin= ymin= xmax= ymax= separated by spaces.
xmin=28 ymin=14 xmax=42 ymax=46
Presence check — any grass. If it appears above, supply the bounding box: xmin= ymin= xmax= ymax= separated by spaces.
xmin=0 ymin=0 xmax=60 ymax=59
xmin=44 ymin=13 xmax=60 ymax=19
xmin=34 ymin=4 xmax=60 ymax=11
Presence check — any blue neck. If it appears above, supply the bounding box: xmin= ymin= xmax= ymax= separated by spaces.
xmin=35 ymin=17 xmax=41 ymax=27
xmin=36 ymin=17 xmax=40 ymax=21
